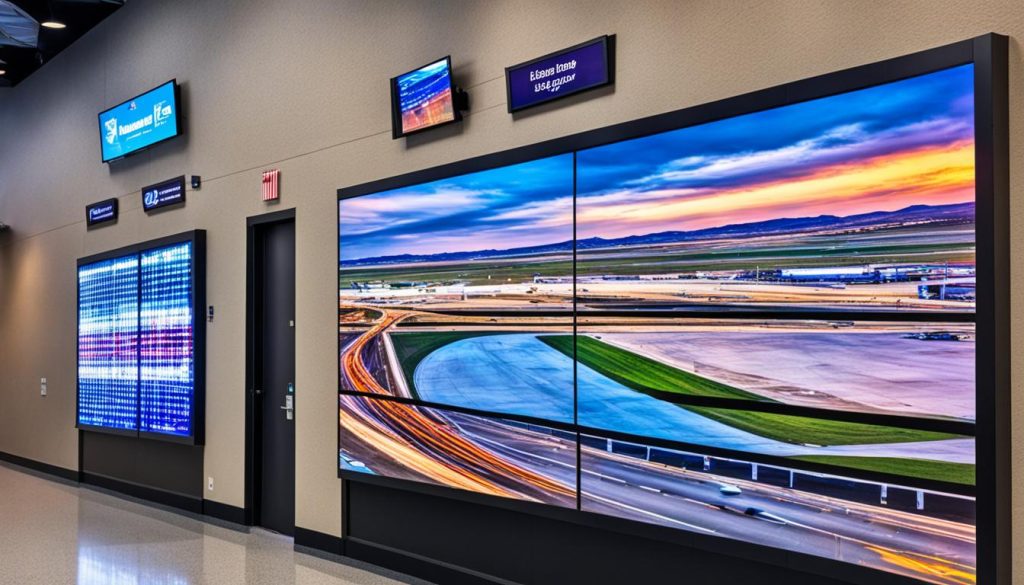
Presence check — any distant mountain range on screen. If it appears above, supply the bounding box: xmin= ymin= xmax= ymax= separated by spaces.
xmin=341 ymin=201 xmax=974 ymax=267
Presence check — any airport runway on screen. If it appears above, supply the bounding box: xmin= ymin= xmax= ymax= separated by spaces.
xmin=598 ymin=331 xmax=975 ymax=420
xmin=413 ymin=333 xmax=574 ymax=423
xmin=415 ymin=333 xmax=974 ymax=464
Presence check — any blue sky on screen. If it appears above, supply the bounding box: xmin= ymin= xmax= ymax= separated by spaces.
xmin=576 ymin=64 xmax=975 ymax=239
xmin=340 ymin=65 xmax=974 ymax=262
xmin=339 ymin=154 xmax=573 ymax=262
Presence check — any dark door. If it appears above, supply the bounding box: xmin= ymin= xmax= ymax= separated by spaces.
xmin=256 ymin=218 xmax=296 ymax=535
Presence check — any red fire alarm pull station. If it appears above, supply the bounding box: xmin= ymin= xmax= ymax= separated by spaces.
xmin=262 ymin=169 xmax=280 ymax=201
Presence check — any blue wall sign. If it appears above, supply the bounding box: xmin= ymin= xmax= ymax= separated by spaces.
xmin=505 ymin=36 xmax=614 ymax=113
xmin=86 ymin=198 xmax=119 ymax=227
xmin=98 ymin=80 xmax=181 ymax=163
xmin=142 ymin=176 xmax=186 ymax=212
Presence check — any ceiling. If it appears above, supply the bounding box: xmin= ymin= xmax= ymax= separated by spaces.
xmin=0 ymin=0 xmax=123 ymax=88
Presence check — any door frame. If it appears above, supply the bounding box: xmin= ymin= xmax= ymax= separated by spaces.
xmin=245 ymin=207 xmax=297 ymax=527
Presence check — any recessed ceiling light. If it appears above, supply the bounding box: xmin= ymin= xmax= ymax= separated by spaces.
xmin=41 ymin=21 xmax=66 ymax=29
xmin=0 ymin=70 xmax=6 ymax=76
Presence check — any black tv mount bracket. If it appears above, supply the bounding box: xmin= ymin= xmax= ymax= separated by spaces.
xmin=453 ymin=87 xmax=470 ymax=112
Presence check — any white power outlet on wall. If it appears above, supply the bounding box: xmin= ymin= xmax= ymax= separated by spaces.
xmin=40 ymin=378 xmax=47 ymax=396
xmin=208 ymin=477 xmax=214 ymax=491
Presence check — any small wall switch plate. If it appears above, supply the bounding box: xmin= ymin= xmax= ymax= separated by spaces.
xmin=208 ymin=477 xmax=214 ymax=491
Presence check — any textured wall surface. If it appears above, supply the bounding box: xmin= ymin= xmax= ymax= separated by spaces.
xmin=0 ymin=0 xmax=1020 ymax=571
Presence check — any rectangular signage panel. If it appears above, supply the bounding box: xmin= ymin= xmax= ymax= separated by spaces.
xmin=142 ymin=176 xmax=186 ymax=212
xmin=86 ymin=198 xmax=119 ymax=227
xmin=505 ymin=36 xmax=614 ymax=113
xmin=98 ymin=80 xmax=181 ymax=163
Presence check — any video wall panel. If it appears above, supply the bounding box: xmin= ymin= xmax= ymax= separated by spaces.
xmin=77 ymin=232 xmax=204 ymax=443
xmin=77 ymin=256 xmax=140 ymax=431
xmin=139 ymin=242 xmax=195 ymax=437
xmin=339 ymin=55 xmax=997 ymax=585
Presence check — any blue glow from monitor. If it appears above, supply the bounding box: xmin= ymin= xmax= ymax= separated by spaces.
xmin=77 ymin=256 xmax=139 ymax=431
xmin=77 ymin=241 xmax=196 ymax=438
xmin=139 ymin=243 xmax=194 ymax=436
xmin=98 ymin=81 xmax=179 ymax=163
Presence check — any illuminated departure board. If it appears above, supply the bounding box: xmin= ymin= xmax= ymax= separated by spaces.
xmin=139 ymin=243 xmax=194 ymax=436
xmin=77 ymin=256 xmax=139 ymax=431
xmin=76 ymin=232 xmax=204 ymax=443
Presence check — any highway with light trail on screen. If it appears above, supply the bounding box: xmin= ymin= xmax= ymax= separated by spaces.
xmin=339 ymin=308 xmax=574 ymax=502
xmin=339 ymin=309 xmax=976 ymax=585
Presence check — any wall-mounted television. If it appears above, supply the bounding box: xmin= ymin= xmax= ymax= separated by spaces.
xmin=339 ymin=36 xmax=1008 ymax=585
xmin=77 ymin=230 xmax=206 ymax=444
xmin=390 ymin=57 xmax=464 ymax=138
xmin=98 ymin=80 xmax=181 ymax=163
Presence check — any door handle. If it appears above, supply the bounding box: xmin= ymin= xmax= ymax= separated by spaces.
xmin=280 ymin=395 xmax=294 ymax=420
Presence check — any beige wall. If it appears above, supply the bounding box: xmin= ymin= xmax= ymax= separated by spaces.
xmin=0 ymin=0 xmax=1020 ymax=572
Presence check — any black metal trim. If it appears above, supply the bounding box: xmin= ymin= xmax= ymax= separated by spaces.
xmin=81 ymin=471 xmax=203 ymax=514
xmin=0 ymin=450 xmax=79 ymax=482
xmin=201 ymin=499 xmax=248 ymax=526
xmin=970 ymin=33 xmax=1010 ymax=585
xmin=338 ymin=386 xmax=975 ymax=436
xmin=344 ymin=537 xmax=511 ymax=585
xmin=295 ymin=527 xmax=344 ymax=555
xmin=375 ymin=307 xmax=974 ymax=321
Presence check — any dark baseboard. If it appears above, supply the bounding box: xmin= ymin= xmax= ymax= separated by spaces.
xmin=81 ymin=471 xmax=203 ymax=514
xmin=3 ymin=450 xmax=251 ymax=532
xmin=294 ymin=526 xmax=344 ymax=556
xmin=344 ymin=537 xmax=512 ymax=585
xmin=202 ymin=498 xmax=247 ymax=525
xmin=0 ymin=450 xmax=79 ymax=482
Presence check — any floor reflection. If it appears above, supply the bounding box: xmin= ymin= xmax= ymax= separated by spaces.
xmin=0 ymin=463 xmax=423 ymax=585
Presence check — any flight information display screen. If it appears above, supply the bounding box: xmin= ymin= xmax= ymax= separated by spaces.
xmin=139 ymin=243 xmax=194 ymax=436
xmin=77 ymin=233 xmax=203 ymax=442
xmin=77 ymin=256 xmax=139 ymax=431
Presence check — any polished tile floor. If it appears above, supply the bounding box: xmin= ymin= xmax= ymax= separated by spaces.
xmin=0 ymin=462 xmax=428 ymax=585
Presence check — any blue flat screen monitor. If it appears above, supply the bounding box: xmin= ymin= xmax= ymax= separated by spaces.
xmin=391 ymin=57 xmax=460 ymax=138
xmin=77 ymin=232 xmax=203 ymax=443
xmin=98 ymin=80 xmax=181 ymax=163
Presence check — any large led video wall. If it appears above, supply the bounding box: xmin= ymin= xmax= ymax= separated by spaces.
xmin=339 ymin=63 xmax=983 ymax=585
xmin=78 ymin=232 xmax=204 ymax=443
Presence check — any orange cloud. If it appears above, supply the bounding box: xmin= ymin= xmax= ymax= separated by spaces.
xmin=577 ymin=141 xmax=975 ymax=238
